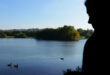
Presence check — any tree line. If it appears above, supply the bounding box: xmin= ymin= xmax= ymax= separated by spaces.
xmin=0 ymin=26 xmax=94 ymax=41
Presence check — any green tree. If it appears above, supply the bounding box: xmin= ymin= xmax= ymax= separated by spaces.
xmin=0 ymin=33 xmax=7 ymax=38
xmin=14 ymin=33 xmax=27 ymax=38
xmin=36 ymin=25 xmax=80 ymax=41
xmin=77 ymin=28 xmax=94 ymax=38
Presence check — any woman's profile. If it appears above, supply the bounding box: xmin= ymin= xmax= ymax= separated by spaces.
xmin=82 ymin=0 xmax=98 ymax=72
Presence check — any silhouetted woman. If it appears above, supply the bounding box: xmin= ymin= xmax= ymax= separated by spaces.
xmin=82 ymin=0 xmax=98 ymax=72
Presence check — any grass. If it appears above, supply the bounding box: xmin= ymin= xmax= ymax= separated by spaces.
xmin=63 ymin=67 xmax=82 ymax=75
xmin=5 ymin=36 xmax=15 ymax=38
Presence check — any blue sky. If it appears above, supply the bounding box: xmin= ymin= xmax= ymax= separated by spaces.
xmin=0 ymin=0 xmax=93 ymax=30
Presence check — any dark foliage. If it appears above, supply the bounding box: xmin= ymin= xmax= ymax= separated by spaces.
xmin=0 ymin=26 xmax=93 ymax=41
xmin=63 ymin=67 xmax=82 ymax=75
xmin=36 ymin=26 xmax=80 ymax=41
xmin=77 ymin=28 xmax=94 ymax=38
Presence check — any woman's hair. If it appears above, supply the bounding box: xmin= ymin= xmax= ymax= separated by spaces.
xmin=85 ymin=0 xmax=96 ymax=9
xmin=85 ymin=0 xmax=97 ymax=29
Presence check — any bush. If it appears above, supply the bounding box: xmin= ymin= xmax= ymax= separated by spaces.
xmin=0 ymin=33 xmax=7 ymax=38
xmin=63 ymin=67 xmax=82 ymax=75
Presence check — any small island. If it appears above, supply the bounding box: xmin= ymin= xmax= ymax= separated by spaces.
xmin=0 ymin=25 xmax=93 ymax=41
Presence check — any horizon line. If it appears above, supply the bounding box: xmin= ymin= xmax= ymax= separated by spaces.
xmin=0 ymin=27 xmax=94 ymax=30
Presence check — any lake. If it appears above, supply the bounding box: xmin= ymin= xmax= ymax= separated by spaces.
xmin=0 ymin=38 xmax=87 ymax=75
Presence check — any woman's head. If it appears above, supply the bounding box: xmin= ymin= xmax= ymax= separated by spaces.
xmin=85 ymin=0 xmax=97 ymax=29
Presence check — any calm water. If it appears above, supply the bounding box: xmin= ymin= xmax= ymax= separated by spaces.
xmin=0 ymin=38 xmax=87 ymax=75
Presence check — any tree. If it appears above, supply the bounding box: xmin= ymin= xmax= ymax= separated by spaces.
xmin=77 ymin=28 xmax=94 ymax=38
xmin=36 ymin=26 xmax=80 ymax=41
xmin=0 ymin=32 xmax=7 ymax=38
xmin=14 ymin=33 xmax=27 ymax=38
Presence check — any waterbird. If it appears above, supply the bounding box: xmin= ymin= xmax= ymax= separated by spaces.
xmin=14 ymin=64 xmax=19 ymax=68
xmin=60 ymin=58 xmax=64 ymax=60
xmin=8 ymin=63 xmax=12 ymax=67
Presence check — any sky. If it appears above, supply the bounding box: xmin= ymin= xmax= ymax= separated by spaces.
xmin=0 ymin=0 xmax=93 ymax=30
